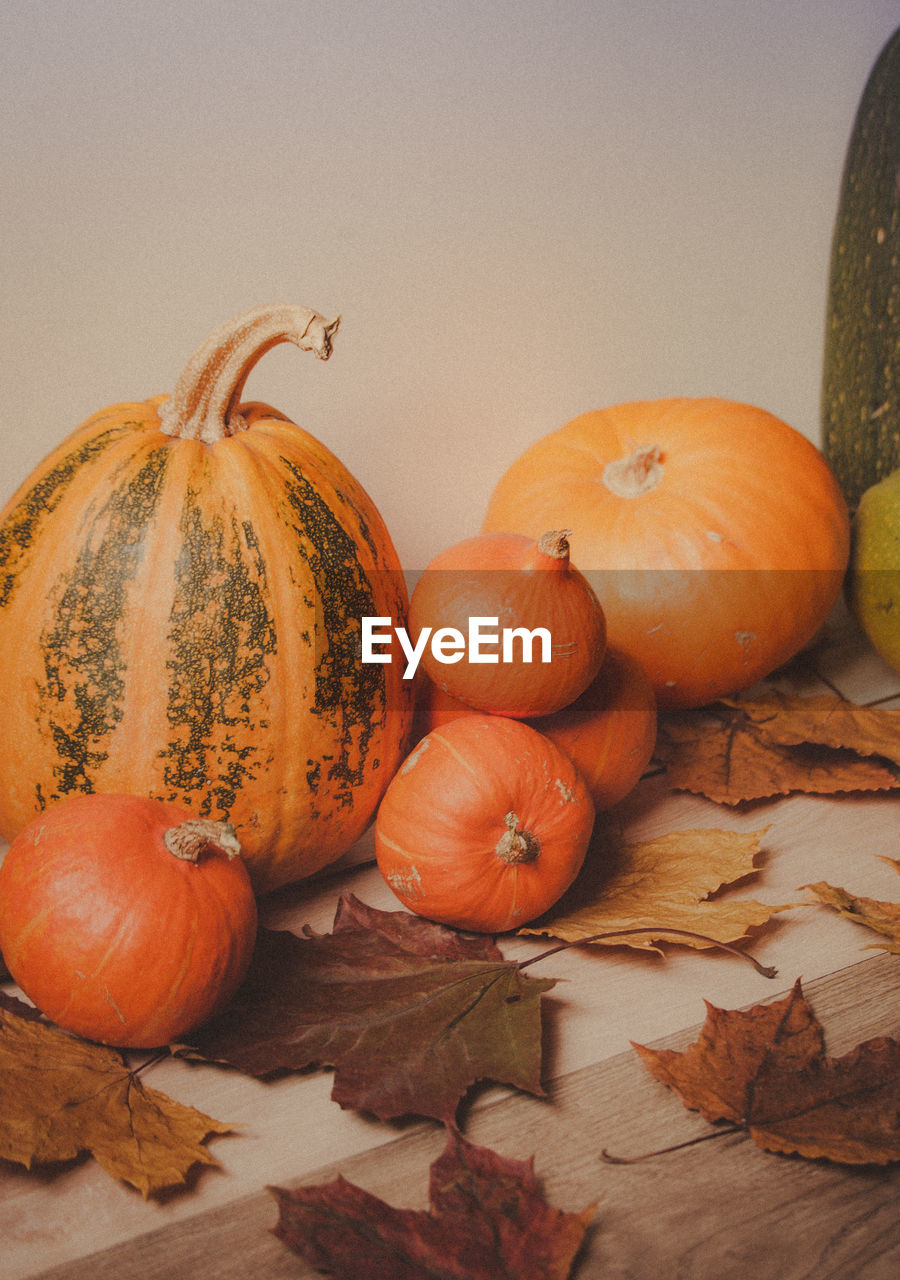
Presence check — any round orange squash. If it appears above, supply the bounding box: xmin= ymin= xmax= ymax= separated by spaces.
xmin=411 ymin=670 xmax=476 ymax=740
xmin=413 ymin=647 xmax=657 ymax=810
xmin=375 ymin=714 xmax=595 ymax=933
xmin=527 ymin=647 xmax=657 ymax=809
xmin=0 ymin=305 xmax=413 ymax=893
xmin=0 ymin=793 xmax=258 ymax=1047
xmin=483 ymin=398 xmax=850 ymax=709
xmin=408 ymin=529 xmax=606 ymax=717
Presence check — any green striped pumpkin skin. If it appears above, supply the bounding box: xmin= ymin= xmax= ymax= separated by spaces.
xmin=822 ymin=25 xmax=900 ymax=511
xmin=0 ymin=395 xmax=412 ymax=894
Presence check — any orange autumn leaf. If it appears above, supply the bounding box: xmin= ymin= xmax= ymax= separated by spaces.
xmin=0 ymin=993 xmax=233 ymax=1196
xmin=521 ymin=826 xmax=791 ymax=951
xmin=724 ymin=691 xmax=900 ymax=762
xmin=657 ymin=695 xmax=900 ymax=804
xmin=633 ymin=980 xmax=900 ymax=1165
xmin=805 ymin=856 xmax=900 ymax=954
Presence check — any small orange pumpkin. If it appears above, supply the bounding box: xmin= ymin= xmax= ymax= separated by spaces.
xmin=414 ymin=647 xmax=657 ymax=811
xmin=0 ymin=305 xmax=413 ymax=893
xmin=375 ymin=714 xmax=595 ymax=933
xmin=483 ymin=398 xmax=850 ymax=708
xmin=410 ymin=670 xmax=476 ymax=740
xmin=0 ymin=793 xmax=258 ymax=1047
xmin=528 ymin=647 xmax=657 ymax=809
xmin=408 ymin=529 xmax=606 ymax=718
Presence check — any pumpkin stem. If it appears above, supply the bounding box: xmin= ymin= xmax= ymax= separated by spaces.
xmin=531 ymin=529 xmax=573 ymax=570
xmin=164 ymin=818 xmax=242 ymax=864
xmin=602 ymin=444 xmax=663 ymax=498
xmin=158 ymin=303 xmax=341 ymax=444
xmin=496 ymin=812 xmax=541 ymax=865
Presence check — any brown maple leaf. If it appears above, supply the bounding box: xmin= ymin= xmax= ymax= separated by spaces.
xmin=185 ymin=894 xmax=556 ymax=1125
xmin=633 ymin=980 xmax=900 ymax=1165
xmin=0 ymin=988 xmax=42 ymax=1021
xmin=0 ymin=994 xmax=233 ymax=1196
xmin=521 ymin=825 xmax=790 ymax=952
xmin=805 ymin=856 xmax=900 ymax=954
xmin=269 ymin=1128 xmax=594 ymax=1280
xmin=657 ymin=694 xmax=900 ymax=804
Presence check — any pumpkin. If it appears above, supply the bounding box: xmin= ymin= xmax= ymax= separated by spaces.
xmin=483 ymin=398 xmax=850 ymax=709
xmin=527 ymin=647 xmax=657 ymax=810
xmin=0 ymin=304 xmax=413 ymax=893
xmin=0 ymin=793 xmax=257 ymax=1047
xmin=375 ymin=714 xmax=595 ymax=932
xmin=407 ymin=529 xmax=606 ymax=717
xmin=410 ymin=669 xmax=477 ymax=740
xmin=414 ymin=647 xmax=657 ymax=811
xmin=822 ymin=25 xmax=900 ymax=511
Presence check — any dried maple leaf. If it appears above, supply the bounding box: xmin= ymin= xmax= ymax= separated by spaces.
xmin=521 ymin=826 xmax=790 ymax=952
xmin=657 ymin=696 xmax=900 ymax=804
xmin=633 ymin=980 xmax=900 ymax=1164
xmin=0 ymin=996 xmax=233 ymax=1196
xmin=805 ymin=857 xmax=900 ymax=954
xmin=185 ymin=893 xmax=556 ymax=1125
xmin=0 ymin=988 xmax=41 ymax=1021
xmin=725 ymin=691 xmax=900 ymax=763
xmin=269 ymin=1128 xmax=594 ymax=1280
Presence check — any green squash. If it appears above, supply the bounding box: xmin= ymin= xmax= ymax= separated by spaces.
xmin=822 ymin=26 xmax=900 ymax=512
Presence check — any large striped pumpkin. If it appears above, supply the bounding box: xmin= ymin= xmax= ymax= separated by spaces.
xmin=0 ymin=304 xmax=413 ymax=894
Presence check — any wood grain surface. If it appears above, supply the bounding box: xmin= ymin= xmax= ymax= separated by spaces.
xmin=6 ymin=603 xmax=900 ymax=1279
xmin=32 ymin=953 xmax=900 ymax=1280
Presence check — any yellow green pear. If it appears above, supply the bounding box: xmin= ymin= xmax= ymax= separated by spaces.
xmin=849 ymin=467 xmax=900 ymax=673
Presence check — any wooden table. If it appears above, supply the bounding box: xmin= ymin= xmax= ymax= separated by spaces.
xmin=5 ymin=603 xmax=900 ymax=1279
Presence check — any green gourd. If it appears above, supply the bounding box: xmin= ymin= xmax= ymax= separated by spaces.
xmin=822 ymin=26 xmax=900 ymax=512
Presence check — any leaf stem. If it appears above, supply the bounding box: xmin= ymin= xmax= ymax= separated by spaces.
xmin=517 ymin=928 xmax=777 ymax=978
xmin=601 ymin=1124 xmax=744 ymax=1164
xmin=130 ymin=1049 xmax=170 ymax=1077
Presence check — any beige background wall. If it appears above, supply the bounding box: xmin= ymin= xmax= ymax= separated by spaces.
xmin=1 ymin=2 xmax=897 ymax=569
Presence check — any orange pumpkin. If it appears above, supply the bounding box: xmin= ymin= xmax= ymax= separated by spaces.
xmin=0 ymin=305 xmax=413 ymax=893
xmin=407 ymin=529 xmax=606 ymax=717
xmin=410 ymin=670 xmax=475 ymax=740
xmin=414 ymin=647 xmax=657 ymax=810
xmin=483 ymin=398 xmax=850 ymax=709
xmin=375 ymin=714 xmax=595 ymax=932
xmin=527 ymin=647 xmax=657 ymax=809
xmin=0 ymin=793 xmax=257 ymax=1047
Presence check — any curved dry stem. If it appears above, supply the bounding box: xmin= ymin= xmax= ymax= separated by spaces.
xmin=601 ymin=1124 xmax=744 ymax=1164
xmin=158 ymin=303 xmax=340 ymax=443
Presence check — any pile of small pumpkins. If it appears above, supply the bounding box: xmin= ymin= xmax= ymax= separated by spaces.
xmin=0 ymin=304 xmax=851 ymax=1050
